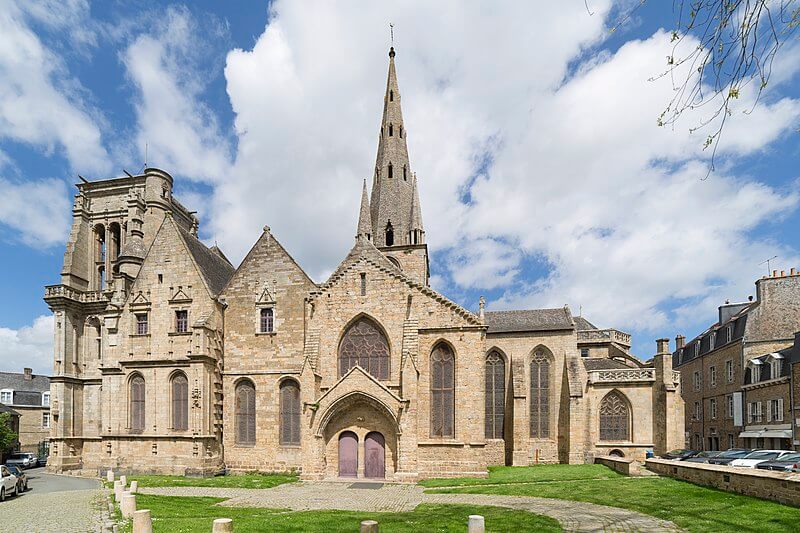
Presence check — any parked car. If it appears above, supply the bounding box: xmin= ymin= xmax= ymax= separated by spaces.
xmin=3 ymin=465 xmax=27 ymax=492
xmin=5 ymin=453 xmax=38 ymax=469
xmin=730 ymin=450 xmax=793 ymax=468
xmin=707 ymin=449 xmax=752 ymax=465
xmin=684 ymin=450 xmax=724 ymax=463
xmin=660 ymin=449 xmax=699 ymax=460
xmin=755 ymin=452 xmax=800 ymax=472
xmin=0 ymin=465 xmax=18 ymax=501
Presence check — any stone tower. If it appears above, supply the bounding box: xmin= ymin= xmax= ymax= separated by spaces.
xmin=369 ymin=47 xmax=429 ymax=284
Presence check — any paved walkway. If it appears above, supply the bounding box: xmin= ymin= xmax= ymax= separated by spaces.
xmin=1 ymin=468 xmax=105 ymax=532
xmin=142 ymin=481 xmax=683 ymax=532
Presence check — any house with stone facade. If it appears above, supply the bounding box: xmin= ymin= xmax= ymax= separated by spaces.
xmin=673 ymin=270 xmax=800 ymax=452
xmin=0 ymin=368 xmax=51 ymax=456
xmin=44 ymin=47 xmax=683 ymax=479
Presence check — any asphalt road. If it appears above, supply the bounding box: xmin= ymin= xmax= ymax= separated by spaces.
xmin=22 ymin=466 xmax=100 ymax=494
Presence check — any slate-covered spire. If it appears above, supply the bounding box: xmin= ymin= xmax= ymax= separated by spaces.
xmin=408 ymin=173 xmax=425 ymax=244
xmin=356 ymin=179 xmax=372 ymax=241
xmin=370 ymin=46 xmax=417 ymax=248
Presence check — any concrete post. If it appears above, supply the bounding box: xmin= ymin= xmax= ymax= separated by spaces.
xmin=129 ymin=480 xmax=139 ymax=494
xmin=119 ymin=475 xmax=127 ymax=488
xmin=468 ymin=515 xmax=485 ymax=533
xmin=360 ymin=520 xmax=379 ymax=533
xmin=132 ymin=509 xmax=153 ymax=533
xmin=113 ymin=481 xmax=123 ymax=502
xmin=212 ymin=518 xmax=233 ymax=532
xmin=121 ymin=492 xmax=136 ymax=518
xmin=106 ymin=470 xmax=115 ymax=483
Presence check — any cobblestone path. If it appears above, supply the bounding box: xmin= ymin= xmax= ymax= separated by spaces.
xmin=142 ymin=481 xmax=684 ymax=532
xmin=2 ymin=488 xmax=106 ymax=532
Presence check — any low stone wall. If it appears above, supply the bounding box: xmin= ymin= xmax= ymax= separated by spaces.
xmin=594 ymin=456 xmax=647 ymax=476
xmin=646 ymin=457 xmax=800 ymax=506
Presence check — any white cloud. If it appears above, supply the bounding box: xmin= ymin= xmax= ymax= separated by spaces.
xmin=0 ymin=176 xmax=71 ymax=247
xmin=0 ymin=315 xmax=53 ymax=375
xmin=0 ymin=0 xmax=109 ymax=173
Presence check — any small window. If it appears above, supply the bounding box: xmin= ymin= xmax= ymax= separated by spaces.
xmin=360 ymin=273 xmax=367 ymax=296
xmin=175 ymin=310 xmax=188 ymax=333
xmin=693 ymin=371 xmax=701 ymax=391
xmin=580 ymin=348 xmax=589 ymax=358
xmin=403 ymin=165 xmax=407 ymax=181
xmin=0 ymin=389 xmax=12 ymax=404
xmin=42 ymin=392 xmax=50 ymax=407
xmin=709 ymin=366 xmax=716 ymax=387
xmin=399 ymin=126 xmax=403 ymax=138
xmin=710 ymin=398 xmax=717 ymax=419
xmin=260 ymin=308 xmax=274 ymax=333
xmin=389 ymin=90 xmax=394 ymax=101
xmin=158 ymin=274 xmax=163 ymax=284
xmin=693 ymin=401 xmax=701 ymax=420
xmin=42 ymin=412 xmax=50 ymax=429
xmin=385 ymin=222 xmax=394 ymax=246
xmin=388 ymin=163 xmax=393 ymax=179
xmin=726 ymin=360 xmax=734 ymax=383
xmin=389 ymin=124 xmax=393 ymax=136
xmin=136 ymin=313 xmax=149 ymax=335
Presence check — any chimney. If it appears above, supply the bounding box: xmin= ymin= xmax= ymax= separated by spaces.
xmin=675 ymin=335 xmax=685 ymax=350
xmin=23 ymin=367 xmax=32 ymax=380
xmin=791 ymin=268 xmax=797 ymax=276
xmin=773 ymin=270 xmax=778 ymax=277
xmin=656 ymin=338 xmax=670 ymax=355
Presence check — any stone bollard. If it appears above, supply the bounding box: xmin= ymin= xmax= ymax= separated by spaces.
xmin=132 ymin=509 xmax=153 ymax=533
xmin=106 ymin=470 xmax=115 ymax=483
xmin=130 ymin=480 xmax=139 ymax=494
xmin=121 ymin=491 xmax=136 ymax=519
xmin=212 ymin=518 xmax=233 ymax=532
xmin=120 ymin=475 xmax=127 ymax=488
xmin=468 ymin=515 xmax=485 ymax=533
xmin=114 ymin=480 xmax=123 ymax=502
xmin=360 ymin=520 xmax=379 ymax=533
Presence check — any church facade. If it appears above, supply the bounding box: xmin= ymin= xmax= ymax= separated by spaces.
xmin=44 ymin=48 xmax=684 ymax=479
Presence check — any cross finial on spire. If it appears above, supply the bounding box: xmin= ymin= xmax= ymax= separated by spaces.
xmin=389 ymin=22 xmax=395 ymax=57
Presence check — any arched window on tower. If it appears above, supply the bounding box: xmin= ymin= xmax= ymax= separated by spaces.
xmin=599 ymin=391 xmax=631 ymax=441
xmin=94 ymin=224 xmax=106 ymax=290
xmin=235 ymin=380 xmax=256 ymax=445
xmin=385 ymin=221 xmax=394 ymax=246
xmin=279 ymin=380 xmax=301 ymax=445
xmin=403 ymin=165 xmax=407 ymax=181
xmin=129 ymin=374 xmax=145 ymax=434
xmin=388 ymin=163 xmax=393 ymax=179
xmin=171 ymin=372 xmax=188 ymax=431
xmin=485 ymin=351 xmax=505 ymax=439
xmin=399 ymin=125 xmax=403 ymax=138
xmin=389 ymin=124 xmax=393 ymax=136
xmin=390 ymin=90 xmax=394 ymax=101
xmin=431 ymin=343 xmax=455 ymax=438
xmin=109 ymin=222 xmax=121 ymax=263
xmin=530 ymin=350 xmax=550 ymax=438
xmin=338 ymin=317 xmax=390 ymax=379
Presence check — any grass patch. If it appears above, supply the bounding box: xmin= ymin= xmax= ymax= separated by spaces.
xmin=106 ymin=473 xmax=297 ymax=490
xmin=120 ymin=495 xmax=562 ymax=532
xmin=419 ymin=464 xmax=623 ymax=487
xmin=425 ymin=465 xmax=800 ymax=533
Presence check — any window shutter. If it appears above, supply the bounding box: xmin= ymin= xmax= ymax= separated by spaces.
xmin=767 ymin=401 xmax=772 ymax=422
xmin=778 ymin=398 xmax=784 ymax=421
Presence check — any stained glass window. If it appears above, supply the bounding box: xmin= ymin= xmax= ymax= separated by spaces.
xmin=599 ymin=391 xmax=630 ymax=441
xmin=485 ymin=351 xmax=505 ymax=439
xmin=130 ymin=374 xmax=145 ymax=433
xmin=338 ymin=317 xmax=390 ymax=379
xmin=530 ymin=351 xmax=550 ymax=438
xmin=430 ymin=343 xmax=455 ymax=438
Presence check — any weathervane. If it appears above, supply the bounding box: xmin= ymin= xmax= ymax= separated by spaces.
xmin=389 ymin=22 xmax=394 ymax=46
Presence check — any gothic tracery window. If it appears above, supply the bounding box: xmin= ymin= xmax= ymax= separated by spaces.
xmin=338 ymin=317 xmax=390 ymax=380
xmin=599 ymin=391 xmax=630 ymax=441
xmin=485 ymin=351 xmax=505 ymax=439
xmin=129 ymin=374 xmax=145 ymax=434
xmin=235 ymin=380 xmax=256 ymax=445
xmin=279 ymin=380 xmax=301 ymax=445
xmin=530 ymin=350 xmax=550 ymax=438
xmin=171 ymin=372 xmax=188 ymax=431
xmin=430 ymin=343 xmax=455 ymax=438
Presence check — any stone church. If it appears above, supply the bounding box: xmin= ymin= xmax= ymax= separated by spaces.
xmin=44 ymin=48 xmax=684 ymax=480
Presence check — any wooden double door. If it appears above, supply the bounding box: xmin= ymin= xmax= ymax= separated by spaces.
xmin=338 ymin=431 xmax=385 ymax=479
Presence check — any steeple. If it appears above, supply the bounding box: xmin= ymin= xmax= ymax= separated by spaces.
xmin=408 ymin=174 xmax=424 ymax=244
xmin=356 ymin=179 xmax=372 ymax=241
xmin=370 ymin=46 xmax=420 ymax=248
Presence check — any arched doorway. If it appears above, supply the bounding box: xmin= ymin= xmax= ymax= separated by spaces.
xmin=364 ymin=432 xmax=385 ymax=479
xmin=338 ymin=431 xmax=358 ymax=478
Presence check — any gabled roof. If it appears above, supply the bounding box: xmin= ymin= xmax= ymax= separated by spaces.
xmin=0 ymin=372 xmax=50 ymax=393
xmin=582 ymin=358 xmax=632 ymax=371
xmin=209 ymin=245 xmax=233 ymax=267
xmin=0 ymin=403 xmax=20 ymax=416
xmin=176 ymin=225 xmax=235 ymax=297
xmin=573 ymin=316 xmax=597 ymax=331
xmin=485 ymin=308 xmax=573 ymax=333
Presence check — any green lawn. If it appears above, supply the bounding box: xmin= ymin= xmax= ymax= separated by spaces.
xmin=121 ymin=495 xmax=562 ymax=532
xmin=107 ymin=473 xmax=297 ymax=490
xmin=425 ymin=465 xmax=800 ymax=533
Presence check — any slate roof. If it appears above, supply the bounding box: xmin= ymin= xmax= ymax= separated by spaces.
xmin=744 ymin=347 xmax=793 ymax=384
xmin=209 ymin=245 xmax=233 ymax=267
xmin=177 ymin=226 xmax=235 ymax=297
xmin=582 ymin=358 xmax=632 ymax=371
xmin=0 ymin=372 xmax=50 ymax=393
xmin=485 ymin=308 xmax=573 ymax=333
xmin=0 ymin=403 xmax=20 ymax=417
xmin=573 ymin=316 xmax=597 ymax=331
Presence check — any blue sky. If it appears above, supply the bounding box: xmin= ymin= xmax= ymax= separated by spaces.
xmin=1 ymin=1 xmax=798 ymax=373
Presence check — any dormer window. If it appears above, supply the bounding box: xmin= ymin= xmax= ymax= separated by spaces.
xmin=770 ymin=359 xmax=782 ymax=380
xmin=0 ymin=389 xmax=12 ymax=404
xmin=726 ymin=325 xmax=732 ymax=343
xmin=42 ymin=392 xmax=50 ymax=407
xmin=694 ymin=343 xmax=700 ymax=357
xmin=709 ymin=332 xmax=716 ymax=351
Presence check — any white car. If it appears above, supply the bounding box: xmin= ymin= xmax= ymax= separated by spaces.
xmin=729 ymin=450 xmax=792 ymax=468
xmin=0 ymin=465 xmax=18 ymax=501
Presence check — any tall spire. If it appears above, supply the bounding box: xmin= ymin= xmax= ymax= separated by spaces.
xmin=370 ymin=46 xmax=419 ymax=248
xmin=356 ymin=179 xmax=372 ymax=241
xmin=408 ymin=173 xmax=425 ymax=244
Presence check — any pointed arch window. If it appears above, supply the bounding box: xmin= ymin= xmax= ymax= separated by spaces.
xmin=338 ymin=317 xmax=390 ymax=379
xmin=431 ymin=343 xmax=455 ymax=438
xmin=385 ymin=221 xmax=394 ymax=246
xmin=485 ymin=351 xmax=505 ymax=439
xmin=129 ymin=374 xmax=145 ymax=434
xmin=171 ymin=372 xmax=189 ymax=431
xmin=279 ymin=380 xmax=301 ymax=445
xmin=530 ymin=350 xmax=550 ymax=438
xmin=235 ymin=380 xmax=256 ymax=445
xmin=599 ymin=391 xmax=630 ymax=441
